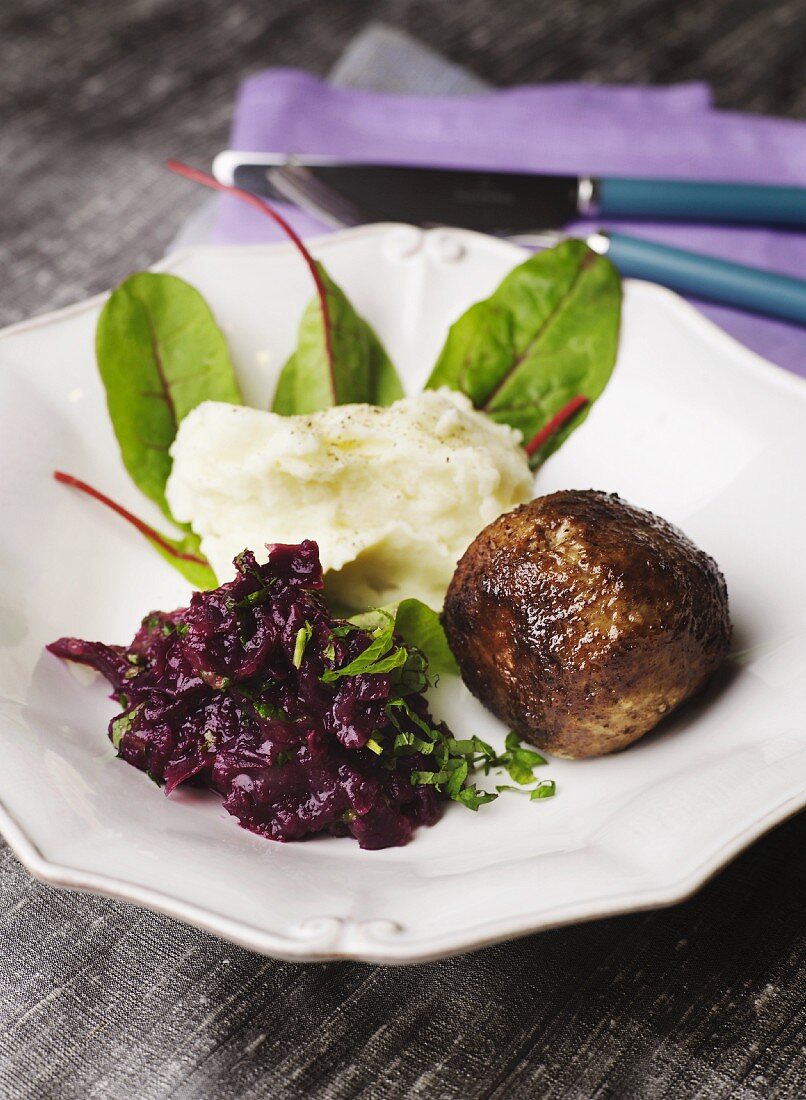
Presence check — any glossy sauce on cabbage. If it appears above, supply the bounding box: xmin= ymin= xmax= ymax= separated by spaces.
xmin=48 ymin=542 xmax=445 ymax=849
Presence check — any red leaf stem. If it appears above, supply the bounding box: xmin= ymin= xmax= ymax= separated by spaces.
xmin=166 ymin=159 xmax=335 ymax=398
xmin=53 ymin=471 xmax=207 ymax=564
xmin=524 ymin=395 xmax=589 ymax=458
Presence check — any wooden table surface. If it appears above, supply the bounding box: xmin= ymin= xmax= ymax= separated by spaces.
xmin=1 ymin=2 xmax=804 ymax=1097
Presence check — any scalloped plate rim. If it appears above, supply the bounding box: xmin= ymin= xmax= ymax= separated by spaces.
xmin=0 ymin=789 xmax=802 ymax=965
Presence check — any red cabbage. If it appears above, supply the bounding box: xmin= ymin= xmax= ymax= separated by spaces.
xmin=47 ymin=541 xmax=447 ymax=849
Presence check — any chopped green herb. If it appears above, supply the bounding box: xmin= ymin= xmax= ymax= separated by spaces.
xmin=482 ymin=732 xmax=549 ymax=786
xmin=445 ymin=759 xmax=468 ymax=798
xmin=396 ymin=716 xmax=554 ymax=813
xmin=505 ymin=731 xmax=546 ymax=764
xmin=350 ymin=599 xmax=458 ymax=676
xmin=110 ymin=705 xmax=142 ymax=751
xmin=410 ymin=769 xmax=449 ymax=787
xmin=160 ymin=620 xmax=189 ymax=638
xmin=237 ymin=580 xmax=278 ymax=609
xmin=253 ymin=700 xmax=290 ymax=722
xmin=454 ymin=787 xmax=497 ymax=811
xmin=321 ymin=615 xmax=408 ymax=682
xmin=234 ymin=550 xmax=265 ymax=582
xmin=386 ymin=699 xmax=439 ymax=744
xmin=503 ymin=755 xmax=537 ymax=786
xmin=392 ymin=647 xmax=428 ymax=697
xmin=531 ymin=780 xmax=557 ymax=800
xmin=450 ymin=736 xmax=495 ymax=759
xmin=292 ymin=621 xmax=313 ymax=668
xmin=361 ymin=646 xmax=409 ymax=676
xmin=330 ymin=621 xmax=359 ymax=638
xmin=366 ymin=738 xmax=383 ymax=756
xmin=348 ymin=607 xmax=396 ymax=633
xmin=274 ymin=750 xmax=292 ymax=768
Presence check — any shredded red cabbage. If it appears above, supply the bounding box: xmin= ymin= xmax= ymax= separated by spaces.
xmin=47 ymin=541 xmax=446 ymax=849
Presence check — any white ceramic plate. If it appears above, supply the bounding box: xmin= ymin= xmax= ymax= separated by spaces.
xmin=1 ymin=225 xmax=805 ymax=964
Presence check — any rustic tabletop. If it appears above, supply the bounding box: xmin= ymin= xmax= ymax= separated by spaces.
xmin=1 ymin=2 xmax=805 ymax=1097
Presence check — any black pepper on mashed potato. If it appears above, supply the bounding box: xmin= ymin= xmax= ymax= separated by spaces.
xmin=166 ymin=390 xmax=534 ymax=609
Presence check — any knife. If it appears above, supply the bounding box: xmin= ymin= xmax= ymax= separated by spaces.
xmin=212 ymin=152 xmax=806 ymax=326
xmin=213 ymin=151 xmax=806 ymax=231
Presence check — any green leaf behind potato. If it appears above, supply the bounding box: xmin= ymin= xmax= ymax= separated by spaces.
xmin=95 ymin=272 xmax=242 ymax=519
xmin=272 ymin=265 xmax=403 ymax=414
xmin=425 ymin=239 xmax=621 ymax=465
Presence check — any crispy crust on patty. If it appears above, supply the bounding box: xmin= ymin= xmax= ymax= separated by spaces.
xmin=443 ymin=490 xmax=731 ymax=758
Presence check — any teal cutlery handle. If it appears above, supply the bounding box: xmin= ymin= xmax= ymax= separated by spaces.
xmin=600 ymin=231 xmax=806 ymax=325
xmin=598 ymin=177 xmax=806 ymax=227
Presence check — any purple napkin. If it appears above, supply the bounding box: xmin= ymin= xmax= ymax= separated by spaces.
xmin=213 ymin=69 xmax=806 ymax=377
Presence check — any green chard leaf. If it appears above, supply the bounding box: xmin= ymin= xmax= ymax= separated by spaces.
xmin=96 ymin=272 xmax=243 ymax=519
xmin=425 ymin=238 xmax=621 ymax=466
xmin=148 ymin=528 xmax=218 ymax=589
xmin=271 ymin=264 xmax=403 ymax=414
xmin=393 ymin=599 xmax=458 ymax=676
xmin=89 ymin=272 xmax=242 ymax=589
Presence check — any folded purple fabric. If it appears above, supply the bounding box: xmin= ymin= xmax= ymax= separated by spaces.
xmin=213 ymin=69 xmax=806 ymax=377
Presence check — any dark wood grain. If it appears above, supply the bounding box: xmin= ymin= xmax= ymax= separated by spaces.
xmin=1 ymin=3 xmax=804 ymax=1097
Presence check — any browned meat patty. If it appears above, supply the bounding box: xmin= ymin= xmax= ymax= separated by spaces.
xmin=443 ymin=490 xmax=731 ymax=758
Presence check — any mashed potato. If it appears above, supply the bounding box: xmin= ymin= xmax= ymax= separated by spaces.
xmin=166 ymin=390 xmax=533 ymax=609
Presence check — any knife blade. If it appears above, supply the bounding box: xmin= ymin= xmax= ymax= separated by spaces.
xmin=214 ymin=152 xmax=593 ymax=233
xmin=213 ymin=151 xmax=806 ymax=231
